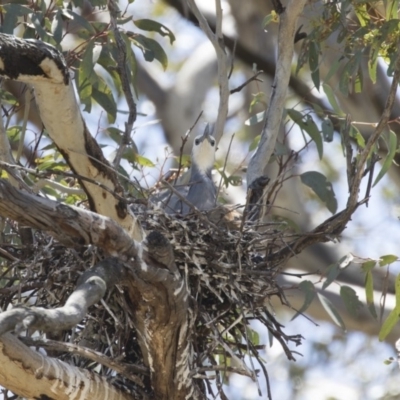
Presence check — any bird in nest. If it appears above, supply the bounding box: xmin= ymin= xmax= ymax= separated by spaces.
xmin=157 ymin=123 xmax=217 ymax=215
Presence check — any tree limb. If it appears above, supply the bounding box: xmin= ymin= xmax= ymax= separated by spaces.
xmin=246 ymin=0 xmax=308 ymax=186
xmin=0 ymin=33 xmax=144 ymax=241
xmin=0 ymin=258 xmax=127 ymax=336
xmin=187 ymin=0 xmax=229 ymax=143
xmin=0 ymin=178 xmax=138 ymax=256
xmin=0 ymin=333 xmax=133 ymax=399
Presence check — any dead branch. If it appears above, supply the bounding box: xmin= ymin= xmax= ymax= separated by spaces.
xmin=19 ymin=336 xmax=148 ymax=379
xmin=0 ymin=258 xmax=126 ymax=336
xmin=0 ymin=179 xmax=138 ymax=256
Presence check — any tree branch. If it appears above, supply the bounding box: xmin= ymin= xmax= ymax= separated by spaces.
xmin=0 ymin=178 xmax=138 ymax=256
xmin=0 ymin=258 xmax=127 ymax=336
xmin=246 ymin=0 xmax=308 ymax=186
xmin=0 ymin=33 xmax=144 ymax=241
xmin=186 ymin=0 xmax=229 ymax=143
xmin=0 ymin=333 xmax=133 ymax=399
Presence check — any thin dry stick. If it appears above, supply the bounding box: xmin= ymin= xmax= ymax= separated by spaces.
xmin=217 ymin=132 xmax=235 ymax=198
xmin=19 ymin=336 xmax=148 ymax=380
xmin=161 ymin=179 xmax=224 ymax=234
xmin=174 ymin=110 xmax=204 ymax=186
xmin=230 ymin=71 xmax=264 ymax=94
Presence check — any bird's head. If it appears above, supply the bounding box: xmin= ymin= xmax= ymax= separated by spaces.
xmin=191 ymin=124 xmax=216 ymax=176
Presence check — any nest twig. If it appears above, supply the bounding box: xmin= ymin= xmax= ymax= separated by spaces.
xmin=0 ymin=200 xmax=301 ymax=398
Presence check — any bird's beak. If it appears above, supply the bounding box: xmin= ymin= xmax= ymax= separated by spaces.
xmin=200 ymin=124 xmax=213 ymax=143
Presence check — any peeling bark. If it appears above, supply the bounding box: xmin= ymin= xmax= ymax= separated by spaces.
xmin=0 ymin=333 xmax=133 ymax=400
xmin=246 ymin=0 xmax=308 ymax=186
xmin=0 ymin=179 xmax=138 ymax=256
xmin=0 ymin=33 xmax=143 ymax=241
xmin=0 ymin=179 xmax=200 ymax=399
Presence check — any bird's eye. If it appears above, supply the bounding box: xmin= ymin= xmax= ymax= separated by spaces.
xmin=210 ymin=140 xmax=215 ymax=147
xmin=195 ymin=139 xmax=200 ymax=145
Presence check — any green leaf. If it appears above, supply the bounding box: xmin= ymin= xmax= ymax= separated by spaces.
xmin=246 ymin=327 xmax=260 ymax=346
xmin=362 ymin=260 xmax=376 ymax=273
xmin=106 ymin=127 xmax=125 ymax=144
xmin=378 ymin=274 xmax=400 ymax=339
xmin=317 ymin=292 xmax=346 ymax=330
xmin=373 ymin=130 xmax=397 ymax=186
xmin=364 ymin=269 xmax=377 ymax=319
xmin=245 ymin=111 xmax=266 ymax=126
xmin=291 ymin=280 xmax=316 ymax=320
xmin=354 ymin=4 xmax=369 ymax=27
xmin=321 ymin=255 xmax=351 ymax=291
xmin=91 ymin=87 xmax=117 ymax=123
xmin=78 ymin=40 xmax=95 ymax=101
xmin=309 ymin=41 xmax=320 ymax=90
xmin=30 ymin=13 xmax=57 ymax=46
xmin=354 ymin=67 xmax=363 ymax=93
xmin=0 ymin=89 xmax=18 ymax=106
xmin=130 ymin=34 xmax=168 ymax=70
xmin=2 ymin=4 xmax=32 ymax=34
xmin=287 ymin=110 xmax=323 ymax=159
xmin=135 ymin=154 xmax=155 ymax=168
xmin=304 ymin=116 xmax=323 ymax=158
xmin=339 ymin=63 xmax=350 ymax=96
xmin=340 ymin=285 xmax=363 ymax=317
xmin=322 ymin=118 xmax=334 ymax=142
xmin=368 ymin=53 xmax=378 ymax=84
xmin=300 ymin=171 xmax=338 ymax=214
xmin=51 ymin=8 xmax=64 ymax=44
xmin=323 ymin=83 xmax=345 ymax=116
xmin=386 ymin=0 xmax=399 ymax=20
xmin=322 ymin=262 xmax=340 ymax=290
xmin=379 ymin=308 xmax=400 ymax=341
xmin=396 ymin=272 xmax=400 ymax=305
xmin=379 ymin=254 xmax=399 ymax=267
xmin=68 ymin=10 xmax=95 ymax=33
xmin=262 ymin=14 xmax=275 ymax=28
xmin=134 ymin=19 xmax=175 ymax=44
xmin=349 ymin=125 xmax=366 ymax=148
xmin=324 ymin=58 xmax=341 ymax=84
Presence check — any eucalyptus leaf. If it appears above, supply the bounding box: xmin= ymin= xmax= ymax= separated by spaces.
xmin=301 ymin=171 xmax=338 ymax=213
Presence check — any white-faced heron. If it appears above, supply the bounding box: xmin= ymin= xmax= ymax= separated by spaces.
xmin=159 ymin=124 xmax=217 ymax=215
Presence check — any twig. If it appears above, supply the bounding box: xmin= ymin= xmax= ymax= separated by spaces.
xmin=217 ymin=132 xmax=235 ymax=198
xmin=19 ymin=336 xmax=148 ymax=382
xmin=0 ymin=161 xmax=127 ymax=204
xmin=230 ymin=71 xmax=263 ymax=94
xmin=161 ymin=179 xmax=224 ymax=234
xmin=174 ymin=111 xmax=203 ymax=186
xmin=364 ymin=153 xmax=379 ymax=207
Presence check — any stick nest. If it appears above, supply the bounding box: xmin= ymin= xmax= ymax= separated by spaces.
xmin=0 ymin=204 xmax=303 ymax=398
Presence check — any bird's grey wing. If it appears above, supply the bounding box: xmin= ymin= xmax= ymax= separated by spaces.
xmin=186 ymin=179 xmax=216 ymax=212
xmin=151 ymin=187 xmax=189 ymax=214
